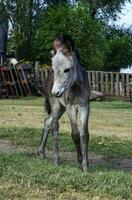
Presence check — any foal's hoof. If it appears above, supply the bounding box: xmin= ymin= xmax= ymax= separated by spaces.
xmin=82 ymin=163 xmax=89 ymax=173
xmin=37 ymin=149 xmax=47 ymax=159
xmin=53 ymin=156 xmax=60 ymax=166
xmin=78 ymin=156 xmax=83 ymax=165
xmin=82 ymin=167 xmax=89 ymax=173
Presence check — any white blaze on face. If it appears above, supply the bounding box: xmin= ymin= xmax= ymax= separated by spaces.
xmin=51 ymin=50 xmax=75 ymax=97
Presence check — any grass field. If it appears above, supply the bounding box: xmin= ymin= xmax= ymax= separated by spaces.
xmin=0 ymin=97 xmax=132 ymax=200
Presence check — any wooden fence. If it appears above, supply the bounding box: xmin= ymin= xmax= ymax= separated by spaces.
xmin=37 ymin=69 xmax=132 ymax=97
xmin=88 ymin=71 xmax=132 ymax=97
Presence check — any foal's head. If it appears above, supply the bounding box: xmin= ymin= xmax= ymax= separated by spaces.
xmin=51 ymin=48 xmax=77 ymax=97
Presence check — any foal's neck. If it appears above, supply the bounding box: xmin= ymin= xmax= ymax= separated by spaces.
xmin=72 ymin=53 xmax=83 ymax=83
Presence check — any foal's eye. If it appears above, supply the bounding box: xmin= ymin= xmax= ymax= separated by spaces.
xmin=64 ymin=68 xmax=70 ymax=73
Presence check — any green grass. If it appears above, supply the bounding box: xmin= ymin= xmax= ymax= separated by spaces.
xmin=0 ymin=127 xmax=132 ymax=158
xmin=0 ymin=97 xmax=132 ymax=200
xmin=0 ymin=152 xmax=132 ymax=200
xmin=0 ymin=96 xmax=43 ymax=106
xmin=92 ymin=100 xmax=132 ymax=109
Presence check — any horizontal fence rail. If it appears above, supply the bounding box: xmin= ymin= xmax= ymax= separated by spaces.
xmin=37 ymin=69 xmax=132 ymax=97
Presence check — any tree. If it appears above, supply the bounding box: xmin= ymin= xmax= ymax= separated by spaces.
xmin=83 ymin=0 xmax=131 ymax=20
xmin=1 ymin=0 xmax=132 ymax=71
xmin=104 ymin=26 xmax=132 ymax=71
xmin=33 ymin=4 xmax=107 ymax=69
xmin=0 ymin=1 xmax=8 ymax=27
xmin=1 ymin=0 xmax=44 ymax=59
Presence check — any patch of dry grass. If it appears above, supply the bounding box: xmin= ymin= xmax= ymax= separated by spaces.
xmin=0 ymin=178 xmax=121 ymax=200
xmin=0 ymin=97 xmax=132 ymax=140
xmin=0 ymin=105 xmax=44 ymax=128
xmin=90 ymin=108 xmax=132 ymax=140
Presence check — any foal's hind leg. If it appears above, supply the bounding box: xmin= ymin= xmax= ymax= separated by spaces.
xmin=67 ymin=106 xmax=82 ymax=165
xmin=38 ymin=114 xmax=53 ymax=158
xmin=79 ymin=105 xmax=90 ymax=172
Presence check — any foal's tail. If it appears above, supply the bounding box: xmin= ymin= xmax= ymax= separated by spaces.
xmin=44 ymin=96 xmax=52 ymax=115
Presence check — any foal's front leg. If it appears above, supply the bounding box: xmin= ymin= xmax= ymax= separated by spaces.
xmin=52 ymin=119 xmax=59 ymax=165
xmin=79 ymin=105 xmax=90 ymax=172
xmin=52 ymin=102 xmax=65 ymax=165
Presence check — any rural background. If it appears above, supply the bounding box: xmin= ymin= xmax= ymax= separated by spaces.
xmin=0 ymin=0 xmax=132 ymax=200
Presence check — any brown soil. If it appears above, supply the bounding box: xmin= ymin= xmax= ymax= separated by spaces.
xmin=112 ymin=158 xmax=132 ymax=170
xmin=0 ymin=139 xmax=34 ymax=153
xmin=0 ymin=139 xmax=15 ymax=152
xmin=0 ymin=139 xmax=131 ymax=170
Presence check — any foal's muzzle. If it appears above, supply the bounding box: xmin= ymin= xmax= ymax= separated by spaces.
xmin=51 ymin=87 xmax=64 ymax=98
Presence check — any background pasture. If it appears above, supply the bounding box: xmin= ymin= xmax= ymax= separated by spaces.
xmin=0 ymin=97 xmax=132 ymax=200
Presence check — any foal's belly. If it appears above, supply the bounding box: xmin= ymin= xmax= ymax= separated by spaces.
xmin=58 ymin=90 xmax=88 ymax=107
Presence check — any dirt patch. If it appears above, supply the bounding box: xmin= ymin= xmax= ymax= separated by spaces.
xmin=0 ymin=139 xmax=131 ymax=170
xmin=0 ymin=139 xmax=34 ymax=153
xmin=0 ymin=139 xmax=15 ymax=152
xmin=112 ymin=158 xmax=132 ymax=170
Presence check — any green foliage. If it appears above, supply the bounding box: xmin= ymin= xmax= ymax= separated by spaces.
xmin=32 ymin=3 xmax=132 ymax=71
xmin=84 ymin=0 xmax=131 ymax=20
xmin=2 ymin=0 xmax=132 ymax=70
xmin=3 ymin=0 xmax=44 ymax=59
xmin=33 ymin=4 xmax=107 ymax=70
xmin=103 ymin=27 xmax=132 ymax=71
xmin=0 ymin=1 xmax=8 ymax=26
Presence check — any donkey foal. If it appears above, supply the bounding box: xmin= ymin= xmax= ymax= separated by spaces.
xmin=38 ymin=48 xmax=90 ymax=172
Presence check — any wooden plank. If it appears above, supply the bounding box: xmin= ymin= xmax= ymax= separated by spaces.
xmin=87 ymin=71 xmax=91 ymax=88
xmin=0 ymin=70 xmax=9 ymax=96
xmin=90 ymin=71 xmax=92 ymax=89
xmin=96 ymin=71 xmax=99 ymax=91
xmin=126 ymin=74 xmax=130 ymax=97
xmin=105 ymin=72 xmax=109 ymax=94
xmin=110 ymin=72 xmax=114 ymax=95
xmin=121 ymin=74 xmax=125 ymax=96
xmin=115 ymin=73 xmax=119 ymax=95
xmin=6 ymin=70 xmax=15 ymax=96
xmin=17 ymin=64 xmax=31 ymax=96
xmin=100 ymin=72 xmax=104 ymax=92
xmin=8 ymin=65 xmax=19 ymax=97
xmin=14 ymin=65 xmax=24 ymax=96
xmin=21 ymin=67 xmax=31 ymax=95
xmin=92 ymin=71 xmax=96 ymax=90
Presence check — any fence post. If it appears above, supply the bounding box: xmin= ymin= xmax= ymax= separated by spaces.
xmin=105 ymin=72 xmax=109 ymax=94
xmin=92 ymin=71 xmax=96 ymax=90
xmin=100 ymin=72 xmax=104 ymax=92
xmin=115 ymin=73 xmax=119 ymax=95
xmin=126 ymin=74 xmax=130 ymax=97
xmin=110 ymin=72 xmax=114 ymax=95
xmin=87 ymin=71 xmax=91 ymax=88
xmin=96 ymin=71 xmax=99 ymax=91
xmin=121 ymin=74 xmax=125 ymax=96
